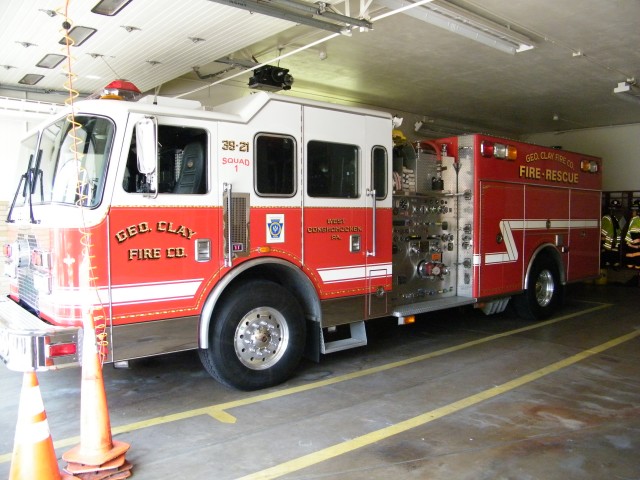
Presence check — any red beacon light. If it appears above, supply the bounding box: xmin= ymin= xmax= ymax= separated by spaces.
xmin=100 ymin=79 xmax=141 ymax=101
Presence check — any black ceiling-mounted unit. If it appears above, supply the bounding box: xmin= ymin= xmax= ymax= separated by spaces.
xmin=248 ymin=65 xmax=294 ymax=92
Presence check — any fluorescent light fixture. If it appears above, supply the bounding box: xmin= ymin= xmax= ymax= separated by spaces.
xmin=0 ymin=97 xmax=61 ymax=115
xmin=91 ymin=0 xmax=133 ymax=16
xmin=59 ymin=26 xmax=97 ymax=47
xmin=414 ymin=115 xmax=481 ymax=136
xmin=19 ymin=74 xmax=45 ymax=85
xmin=613 ymin=81 xmax=632 ymax=94
xmin=613 ymin=81 xmax=640 ymax=105
xmin=36 ymin=54 xmax=66 ymax=69
xmin=206 ymin=0 xmax=370 ymax=35
xmin=377 ymin=0 xmax=535 ymax=54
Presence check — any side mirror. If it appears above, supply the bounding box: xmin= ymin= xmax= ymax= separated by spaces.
xmin=136 ymin=116 xmax=157 ymax=174
xmin=135 ymin=116 xmax=158 ymax=196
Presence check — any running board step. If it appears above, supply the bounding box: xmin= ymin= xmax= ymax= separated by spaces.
xmin=321 ymin=321 xmax=367 ymax=354
xmin=391 ymin=297 xmax=477 ymax=318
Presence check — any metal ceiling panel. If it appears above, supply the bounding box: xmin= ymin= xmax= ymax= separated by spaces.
xmin=0 ymin=0 xmax=294 ymax=95
xmin=1 ymin=0 xmax=639 ymax=135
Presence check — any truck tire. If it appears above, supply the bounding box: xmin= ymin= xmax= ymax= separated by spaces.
xmin=199 ymin=280 xmax=306 ymax=390
xmin=513 ymin=254 xmax=564 ymax=321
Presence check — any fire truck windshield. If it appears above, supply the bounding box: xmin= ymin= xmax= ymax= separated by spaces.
xmin=11 ymin=115 xmax=115 ymax=212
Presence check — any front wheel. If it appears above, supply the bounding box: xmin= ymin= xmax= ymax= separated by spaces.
xmin=513 ymin=255 xmax=564 ymax=321
xmin=199 ymin=280 xmax=306 ymax=390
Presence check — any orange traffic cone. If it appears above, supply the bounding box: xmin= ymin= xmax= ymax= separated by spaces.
xmin=9 ymin=371 xmax=74 ymax=480
xmin=62 ymin=312 xmax=130 ymax=474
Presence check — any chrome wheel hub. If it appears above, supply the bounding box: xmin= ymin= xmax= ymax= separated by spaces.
xmin=535 ymin=269 xmax=555 ymax=307
xmin=234 ymin=307 xmax=289 ymax=370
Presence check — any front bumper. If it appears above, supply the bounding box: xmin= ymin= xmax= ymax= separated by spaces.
xmin=0 ymin=296 xmax=79 ymax=372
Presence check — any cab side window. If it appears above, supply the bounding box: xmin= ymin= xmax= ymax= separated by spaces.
xmin=307 ymin=140 xmax=359 ymax=198
xmin=255 ymin=134 xmax=296 ymax=197
xmin=372 ymin=146 xmax=387 ymax=200
xmin=124 ymin=125 xmax=207 ymax=194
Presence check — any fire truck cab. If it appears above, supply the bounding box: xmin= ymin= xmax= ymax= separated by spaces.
xmin=1 ymin=90 xmax=602 ymax=390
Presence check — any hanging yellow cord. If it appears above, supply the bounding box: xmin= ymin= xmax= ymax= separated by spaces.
xmin=59 ymin=0 xmax=109 ymax=362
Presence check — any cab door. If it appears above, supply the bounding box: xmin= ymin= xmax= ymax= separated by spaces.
xmin=108 ymin=114 xmax=218 ymax=328
xmin=302 ymin=106 xmax=369 ymax=318
xmin=301 ymin=107 xmax=392 ymax=322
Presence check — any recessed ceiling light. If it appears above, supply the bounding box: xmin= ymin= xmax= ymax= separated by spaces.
xmin=120 ymin=25 xmax=141 ymax=33
xmin=39 ymin=9 xmax=58 ymax=17
xmin=36 ymin=54 xmax=66 ymax=69
xmin=59 ymin=26 xmax=97 ymax=47
xmin=19 ymin=74 xmax=45 ymax=85
xmin=91 ymin=0 xmax=133 ymax=16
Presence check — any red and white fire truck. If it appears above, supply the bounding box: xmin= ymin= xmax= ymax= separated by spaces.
xmin=0 ymin=86 xmax=602 ymax=390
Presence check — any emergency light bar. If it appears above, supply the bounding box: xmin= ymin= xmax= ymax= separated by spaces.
xmin=580 ymin=159 xmax=599 ymax=173
xmin=480 ymin=140 xmax=517 ymax=160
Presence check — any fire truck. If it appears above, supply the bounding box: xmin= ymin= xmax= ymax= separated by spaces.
xmin=0 ymin=85 xmax=602 ymax=390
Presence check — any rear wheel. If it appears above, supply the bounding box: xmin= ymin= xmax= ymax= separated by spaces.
xmin=513 ymin=255 xmax=563 ymax=321
xmin=199 ymin=280 xmax=306 ymax=390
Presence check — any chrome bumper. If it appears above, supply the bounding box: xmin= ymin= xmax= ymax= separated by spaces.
xmin=0 ymin=296 xmax=79 ymax=372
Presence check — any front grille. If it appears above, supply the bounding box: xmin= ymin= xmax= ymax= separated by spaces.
xmin=16 ymin=233 xmax=39 ymax=311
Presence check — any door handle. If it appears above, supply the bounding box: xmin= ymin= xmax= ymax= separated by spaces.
xmin=366 ymin=188 xmax=376 ymax=257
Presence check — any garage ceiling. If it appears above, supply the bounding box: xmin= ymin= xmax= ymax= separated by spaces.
xmin=1 ymin=0 xmax=639 ymax=136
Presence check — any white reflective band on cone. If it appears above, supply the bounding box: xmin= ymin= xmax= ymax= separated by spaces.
xmin=20 ymin=385 xmax=45 ymax=416
xmin=15 ymin=419 xmax=51 ymax=444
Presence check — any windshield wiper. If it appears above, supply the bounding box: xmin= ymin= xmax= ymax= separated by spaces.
xmin=7 ymin=150 xmax=43 ymax=224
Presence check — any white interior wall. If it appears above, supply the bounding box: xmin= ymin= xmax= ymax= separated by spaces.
xmin=524 ymin=124 xmax=640 ymax=192
xmin=0 ymin=118 xmax=30 ymax=202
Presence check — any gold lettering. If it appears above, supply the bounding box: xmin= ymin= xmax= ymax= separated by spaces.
xmin=167 ymin=247 xmax=187 ymax=258
xmin=519 ymin=165 xmax=541 ymax=180
xmin=116 ymin=222 xmax=152 ymax=243
xmin=128 ymin=248 xmax=161 ymax=260
xmin=544 ymin=168 xmax=579 ymax=184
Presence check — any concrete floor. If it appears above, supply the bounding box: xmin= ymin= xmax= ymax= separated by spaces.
xmin=1 ymin=273 xmax=639 ymax=479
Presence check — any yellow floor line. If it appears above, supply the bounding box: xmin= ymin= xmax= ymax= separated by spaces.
xmin=0 ymin=303 xmax=611 ymax=464
xmin=237 ymin=329 xmax=640 ymax=480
